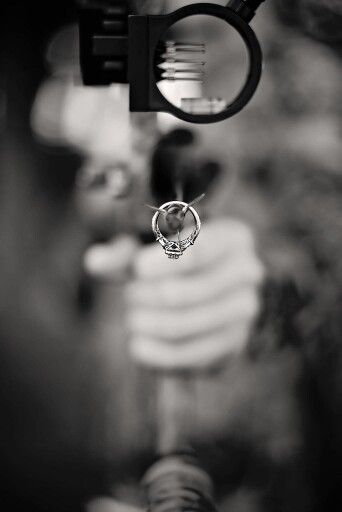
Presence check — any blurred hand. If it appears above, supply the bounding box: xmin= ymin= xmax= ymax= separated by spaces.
xmin=84 ymin=219 xmax=264 ymax=371
xmin=127 ymin=218 xmax=264 ymax=371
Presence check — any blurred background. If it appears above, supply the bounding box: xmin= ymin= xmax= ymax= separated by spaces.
xmin=0 ymin=1 xmax=342 ymax=511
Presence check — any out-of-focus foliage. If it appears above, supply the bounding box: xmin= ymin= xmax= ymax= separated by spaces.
xmin=275 ymin=0 xmax=342 ymax=43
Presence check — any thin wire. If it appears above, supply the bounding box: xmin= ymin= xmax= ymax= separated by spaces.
xmin=182 ymin=193 xmax=206 ymax=213
xmin=175 ymin=180 xmax=184 ymax=202
xmin=145 ymin=204 xmax=167 ymax=215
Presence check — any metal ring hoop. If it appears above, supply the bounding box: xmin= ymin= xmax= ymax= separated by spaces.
xmin=152 ymin=201 xmax=201 ymax=259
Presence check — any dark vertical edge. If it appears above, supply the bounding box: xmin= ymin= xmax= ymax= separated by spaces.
xmin=128 ymin=16 xmax=150 ymax=111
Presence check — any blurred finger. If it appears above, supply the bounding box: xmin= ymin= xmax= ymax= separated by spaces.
xmin=127 ymin=254 xmax=264 ymax=309
xmin=84 ymin=235 xmax=138 ymax=280
xmin=127 ymin=286 xmax=260 ymax=342
xmin=130 ymin=322 xmax=251 ymax=370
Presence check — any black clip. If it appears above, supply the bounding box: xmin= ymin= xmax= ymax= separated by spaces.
xmin=79 ymin=0 xmax=130 ymax=85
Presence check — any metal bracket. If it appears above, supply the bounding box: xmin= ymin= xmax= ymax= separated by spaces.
xmin=78 ymin=0 xmax=130 ymax=85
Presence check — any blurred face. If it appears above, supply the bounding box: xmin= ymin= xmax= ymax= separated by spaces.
xmin=72 ymin=87 xmax=159 ymax=237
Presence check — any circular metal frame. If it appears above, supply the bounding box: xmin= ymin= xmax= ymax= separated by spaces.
xmin=152 ymin=201 xmax=201 ymax=259
xmin=150 ymin=3 xmax=263 ymax=124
